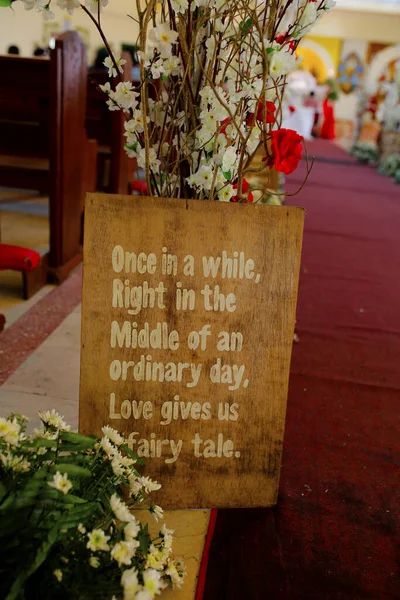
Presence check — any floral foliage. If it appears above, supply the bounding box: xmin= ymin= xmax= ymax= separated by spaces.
xmin=350 ymin=142 xmax=378 ymax=166
xmin=378 ymin=153 xmax=400 ymax=180
xmin=0 ymin=413 xmax=184 ymax=600
xmin=7 ymin=0 xmax=336 ymax=202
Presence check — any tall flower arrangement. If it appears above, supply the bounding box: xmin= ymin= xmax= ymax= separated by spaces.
xmin=9 ymin=0 xmax=336 ymax=202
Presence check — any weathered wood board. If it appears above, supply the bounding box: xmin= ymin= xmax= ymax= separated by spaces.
xmin=79 ymin=193 xmax=304 ymax=508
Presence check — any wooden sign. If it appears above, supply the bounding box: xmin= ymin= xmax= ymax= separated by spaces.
xmin=79 ymin=194 xmax=304 ymax=508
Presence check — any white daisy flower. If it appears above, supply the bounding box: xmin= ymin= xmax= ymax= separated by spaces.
xmin=124 ymin=519 xmax=140 ymax=541
xmin=110 ymin=493 xmax=135 ymax=522
xmin=86 ymin=529 xmax=110 ymax=552
xmin=38 ymin=409 xmax=70 ymax=431
xmin=0 ymin=417 xmax=20 ymax=446
xmin=121 ymin=567 xmax=140 ymax=597
xmin=110 ymin=540 xmax=139 ymax=567
xmin=143 ymin=568 xmax=166 ymax=595
xmin=89 ymin=556 xmax=100 ymax=568
xmin=48 ymin=472 xmax=72 ymax=495
xmin=150 ymin=505 xmax=164 ymax=522
xmin=139 ymin=476 xmax=161 ymax=494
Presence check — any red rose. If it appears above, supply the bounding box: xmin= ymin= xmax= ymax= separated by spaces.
xmin=270 ymin=128 xmax=303 ymax=175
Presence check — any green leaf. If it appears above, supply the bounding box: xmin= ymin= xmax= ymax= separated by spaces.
xmin=63 ymin=493 xmax=87 ymax=504
xmin=60 ymin=431 xmax=97 ymax=447
xmin=121 ymin=444 xmax=143 ymax=465
xmin=50 ymin=463 xmax=91 ymax=478
xmin=222 ymin=170 xmax=231 ymax=181
xmin=0 ymin=493 xmax=16 ymax=511
xmin=0 ymin=481 xmax=8 ymax=503
xmin=6 ymin=526 xmax=58 ymax=600
xmin=240 ymin=17 xmax=253 ymax=35
xmin=33 ymin=467 xmax=51 ymax=479
xmin=0 ymin=0 xmax=13 ymax=7
xmin=54 ymin=453 xmax=91 ymax=465
xmin=30 ymin=438 xmax=58 ymax=448
xmin=59 ymin=502 xmax=98 ymax=528
xmin=125 ymin=141 xmax=138 ymax=152
xmin=137 ymin=523 xmax=151 ymax=554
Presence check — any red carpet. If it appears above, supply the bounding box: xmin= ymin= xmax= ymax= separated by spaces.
xmin=202 ymin=141 xmax=400 ymax=599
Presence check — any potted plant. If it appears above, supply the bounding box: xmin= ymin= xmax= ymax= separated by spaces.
xmin=0 ymin=412 xmax=185 ymax=599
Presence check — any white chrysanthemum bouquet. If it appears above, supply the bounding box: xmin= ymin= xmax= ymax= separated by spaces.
xmin=10 ymin=0 xmax=335 ymax=202
xmin=0 ymin=412 xmax=184 ymax=600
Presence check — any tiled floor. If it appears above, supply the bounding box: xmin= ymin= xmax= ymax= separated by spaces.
xmin=1 ymin=310 xmax=81 ymax=427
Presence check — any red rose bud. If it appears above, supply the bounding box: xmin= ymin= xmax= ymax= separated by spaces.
xmin=232 ymin=178 xmax=251 ymax=202
xmin=220 ymin=117 xmax=231 ymax=135
xmin=132 ymin=180 xmax=148 ymax=194
xmin=270 ymin=128 xmax=303 ymax=175
xmin=256 ymin=101 xmax=276 ymax=123
xmin=275 ymin=34 xmax=286 ymax=45
xmin=247 ymin=112 xmax=255 ymax=126
xmin=275 ymin=34 xmax=295 ymax=51
xmin=289 ymin=105 xmax=296 ymax=113
xmin=244 ymin=179 xmax=251 ymax=193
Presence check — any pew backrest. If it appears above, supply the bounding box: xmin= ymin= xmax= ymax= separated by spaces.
xmin=49 ymin=30 xmax=87 ymax=270
xmin=0 ymin=56 xmax=50 ymax=158
xmin=86 ymin=65 xmax=133 ymax=194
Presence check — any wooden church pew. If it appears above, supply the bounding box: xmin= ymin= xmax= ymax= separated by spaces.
xmin=86 ymin=58 xmax=137 ymax=195
xmin=86 ymin=69 xmax=129 ymax=194
xmin=0 ymin=31 xmax=95 ymax=285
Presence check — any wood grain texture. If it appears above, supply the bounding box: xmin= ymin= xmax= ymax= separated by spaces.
xmin=80 ymin=194 xmax=304 ymax=508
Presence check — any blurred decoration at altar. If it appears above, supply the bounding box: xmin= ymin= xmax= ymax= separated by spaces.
xmin=277 ymin=0 xmax=400 ymax=147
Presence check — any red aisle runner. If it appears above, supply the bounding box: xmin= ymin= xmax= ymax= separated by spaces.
xmin=200 ymin=141 xmax=400 ymax=599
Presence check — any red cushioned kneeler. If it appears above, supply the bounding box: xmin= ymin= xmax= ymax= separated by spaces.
xmin=0 ymin=244 xmax=40 ymax=272
xmin=0 ymin=244 xmax=45 ymax=300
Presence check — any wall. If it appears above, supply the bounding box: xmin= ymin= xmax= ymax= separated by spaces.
xmin=312 ymin=9 xmax=400 ymax=44
xmin=305 ymin=35 xmax=343 ymax=73
xmin=2 ymin=4 xmax=399 ymax=58
xmin=298 ymin=35 xmax=343 ymax=82
xmin=0 ymin=2 xmax=139 ymax=62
